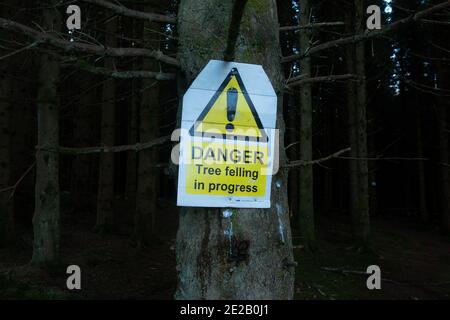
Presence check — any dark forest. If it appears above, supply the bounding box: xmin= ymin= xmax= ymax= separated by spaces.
xmin=0 ymin=0 xmax=449 ymax=300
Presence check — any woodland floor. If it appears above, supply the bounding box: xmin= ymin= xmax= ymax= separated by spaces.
xmin=0 ymin=203 xmax=449 ymax=300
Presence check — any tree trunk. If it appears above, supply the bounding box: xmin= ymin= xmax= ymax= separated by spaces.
xmin=415 ymin=105 xmax=428 ymax=222
xmin=287 ymin=96 xmax=298 ymax=223
xmin=298 ymin=0 xmax=316 ymax=251
xmin=345 ymin=3 xmax=359 ymax=239
xmin=175 ymin=0 xmax=294 ymax=300
xmin=437 ymin=62 xmax=450 ymax=233
xmin=134 ymin=11 xmax=160 ymax=246
xmin=71 ymin=73 xmax=95 ymax=212
xmin=96 ymin=17 xmax=118 ymax=232
xmin=126 ymin=15 xmax=142 ymax=200
xmin=31 ymin=2 xmax=61 ymax=265
xmin=0 ymin=5 xmax=14 ymax=246
xmin=351 ymin=0 xmax=370 ymax=246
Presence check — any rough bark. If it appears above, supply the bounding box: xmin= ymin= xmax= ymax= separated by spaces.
xmin=134 ymin=9 xmax=160 ymax=246
xmin=175 ymin=0 xmax=294 ymax=300
xmin=31 ymin=2 xmax=61 ymax=265
xmin=96 ymin=17 xmax=117 ymax=232
xmin=297 ymin=0 xmax=316 ymax=251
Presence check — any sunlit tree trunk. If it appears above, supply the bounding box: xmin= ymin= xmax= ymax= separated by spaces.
xmin=175 ymin=0 xmax=294 ymax=299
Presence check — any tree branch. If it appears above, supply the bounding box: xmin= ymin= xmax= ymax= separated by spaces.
xmin=0 ymin=161 xmax=35 ymax=199
xmin=286 ymin=74 xmax=356 ymax=88
xmin=280 ymin=22 xmax=345 ymax=32
xmin=80 ymin=0 xmax=177 ymax=24
xmin=0 ymin=18 xmax=180 ymax=67
xmin=285 ymin=147 xmax=351 ymax=168
xmin=223 ymin=0 xmax=249 ymax=61
xmin=282 ymin=1 xmax=450 ymax=63
xmin=37 ymin=135 xmax=171 ymax=155
xmin=65 ymin=58 xmax=176 ymax=80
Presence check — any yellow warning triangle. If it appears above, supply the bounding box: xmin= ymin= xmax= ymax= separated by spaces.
xmin=190 ymin=68 xmax=268 ymax=142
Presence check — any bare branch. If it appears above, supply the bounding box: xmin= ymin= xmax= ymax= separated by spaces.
xmin=66 ymin=59 xmax=176 ymax=80
xmin=421 ymin=18 xmax=450 ymax=25
xmin=0 ymin=18 xmax=180 ymax=67
xmin=286 ymin=74 xmax=356 ymax=88
xmin=80 ymin=0 xmax=177 ymax=24
xmin=282 ymin=1 xmax=450 ymax=63
xmin=0 ymin=41 xmax=38 ymax=60
xmin=280 ymin=22 xmax=345 ymax=32
xmin=37 ymin=135 xmax=171 ymax=155
xmin=285 ymin=73 xmax=308 ymax=84
xmin=0 ymin=161 xmax=35 ymax=199
xmin=223 ymin=0 xmax=248 ymax=61
xmin=286 ymin=147 xmax=351 ymax=168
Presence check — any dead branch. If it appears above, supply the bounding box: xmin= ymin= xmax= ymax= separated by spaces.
xmin=65 ymin=59 xmax=176 ymax=80
xmin=321 ymin=267 xmax=450 ymax=287
xmin=286 ymin=74 xmax=356 ymax=88
xmin=286 ymin=147 xmax=351 ymax=168
xmin=0 ymin=18 xmax=180 ymax=67
xmin=80 ymin=0 xmax=176 ymax=24
xmin=0 ymin=161 xmax=36 ymax=199
xmin=223 ymin=0 xmax=249 ymax=61
xmin=282 ymin=1 xmax=450 ymax=63
xmin=280 ymin=22 xmax=345 ymax=32
xmin=37 ymin=135 xmax=171 ymax=155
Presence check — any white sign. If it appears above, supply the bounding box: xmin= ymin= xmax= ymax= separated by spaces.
xmin=176 ymin=60 xmax=277 ymax=208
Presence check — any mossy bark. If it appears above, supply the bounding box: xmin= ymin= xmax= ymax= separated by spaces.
xmin=175 ymin=0 xmax=294 ymax=299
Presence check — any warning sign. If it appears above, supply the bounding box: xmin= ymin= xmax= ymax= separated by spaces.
xmin=190 ymin=68 xmax=268 ymax=142
xmin=177 ymin=60 xmax=277 ymax=208
xmin=184 ymin=140 xmax=269 ymax=196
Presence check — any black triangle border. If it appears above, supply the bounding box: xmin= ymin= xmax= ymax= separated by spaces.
xmin=189 ymin=67 xmax=269 ymax=143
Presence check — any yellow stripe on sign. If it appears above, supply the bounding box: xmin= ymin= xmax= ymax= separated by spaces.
xmin=184 ymin=140 xmax=268 ymax=196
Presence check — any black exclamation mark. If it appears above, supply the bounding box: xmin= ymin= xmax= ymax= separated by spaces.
xmin=226 ymin=87 xmax=238 ymax=132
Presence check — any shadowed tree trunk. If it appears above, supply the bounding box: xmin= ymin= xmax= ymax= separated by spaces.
xmin=0 ymin=3 xmax=14 ymax=246
xmin=437 ymin=62 xmax=450 ymax=233
xmin=287 ymin=96 xmax=298 ymax=222
xmin=347 ymin=0 xmax=370 ymax=247
xmin=415 ymin=105 xmax=428 ymax=222
xmin=298 ymin=0 xmax=316 ymax=251
xmin=345 ymin=2 xmax=359 ymax=239
xmin=96 ymin=17 xmax=118 ymax=233
xmin=31 ymin=2 xmax=61 ymax=265
xmin=126 ymin=12 xmax=143 ymax=200
xmin=134 ymin=8 xmax=160 ymax=246
xmin=175 ymin=0 xmax=295 ymax=299
xmin=71 ymin=73 xmax=96 ymax=212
